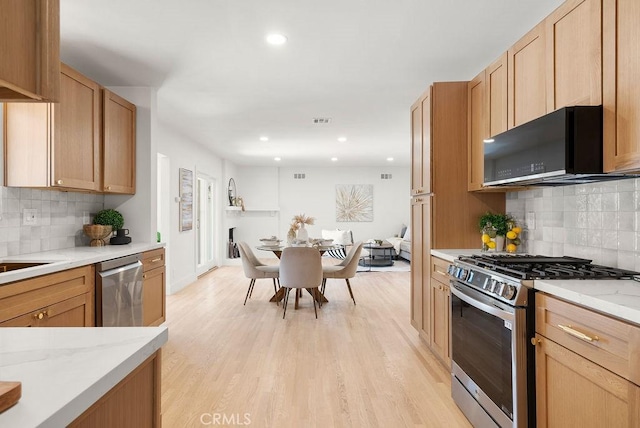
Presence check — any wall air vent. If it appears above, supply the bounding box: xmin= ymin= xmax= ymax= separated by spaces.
xmin=381 ymin=174 xmax=393 ymax=179
xmin=312 ymin=117 xmax=332 ymax=124
xmin=294 ymin=173 xmax=306 ymax=179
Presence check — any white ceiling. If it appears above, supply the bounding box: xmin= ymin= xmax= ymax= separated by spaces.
xmin=60 ymin=0 xmax=563 ymax=167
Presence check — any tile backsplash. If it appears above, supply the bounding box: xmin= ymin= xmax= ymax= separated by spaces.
xmin=0 ymin=187 xmax=104 ymax=257
xmin=506 ymin=177 xmax=640 ymax=271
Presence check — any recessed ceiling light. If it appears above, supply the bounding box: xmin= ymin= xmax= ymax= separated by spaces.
xmin=274 ymin=157 xmax=281 ymax=161
xmin=387 ymin=157 xmax=394 ymax=161
xmin=337 ymin=137 xmax=347 ymax=142
xmin=259 ymin=136 xmax=269 ymax=142
xmin=266 ymin=34 xmax=287 ymax=45
xmin=483 ymin=138 xmax=495 ymax=143
xmin=331 ymin=157 xmax=338 ymax=162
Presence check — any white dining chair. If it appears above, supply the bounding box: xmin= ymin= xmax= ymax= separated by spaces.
xmin=237 ymin=242 xmax=280 ymax=305
xmin=321 ymin=241 xmax=363 ymax=305
xmin=279 ymin=247 xmax=323 ymax=319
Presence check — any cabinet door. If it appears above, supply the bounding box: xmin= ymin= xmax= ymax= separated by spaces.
xmin=508 ymin=22 xmax=546 ymax=128
xmin=603 ymin=0 xmax=640 ymax=172
xmin=0 ymin=0 xmax=60 ymax=102
xmin=411 ymin=196 xmax=430 ymax=340
xmin=546 ymin=0 xmax=602 ymax=111
xmin=486 ymin=53 xmax=508 ymax=138
xmin=535 ymin=335 xmax=640 ymax=427
xmin=468 ymin=71 xmax=486 ymax=191
xmin=0 ymin=294 xmax=93 ymax=327
xmin=411 ymin=88 xmax=431 ymax=195
xmin=143 ymin=266 xmax=166 ymax=326
xmin=52 ymin=64 xmax=101 ymax=191
xmin=430 ymin=277 xmax=450 ymax=369
xmin=103 ymin=89 xmax=136 ymax=194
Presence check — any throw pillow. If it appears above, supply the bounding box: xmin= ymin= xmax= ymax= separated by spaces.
xmin=403 ymin=226 xmax=411 ymax=241
xmin=322 ymin=229 xmax=353 ymax=245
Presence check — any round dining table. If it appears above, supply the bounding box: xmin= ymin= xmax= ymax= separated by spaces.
xmin=257 ymin=244 xmax=344 ymax=307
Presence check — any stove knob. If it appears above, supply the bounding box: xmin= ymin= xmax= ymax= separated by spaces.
xmin=501 ymin=285 xmax=517 ymax=300
xmin=447 ymin=265 xmax=456 ymax=276
xmin=457 ymin=268 xmax=468 ymax=281
xmin=490 ymin=279 xmax=500 ymax=293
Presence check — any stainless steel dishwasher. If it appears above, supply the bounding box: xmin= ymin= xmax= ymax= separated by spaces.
xmin=96 ymin=253 xmax=143 ymax=326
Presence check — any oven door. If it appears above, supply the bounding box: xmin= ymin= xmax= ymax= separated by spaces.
xmin=450 ymin=280 xmax=528 ymax=428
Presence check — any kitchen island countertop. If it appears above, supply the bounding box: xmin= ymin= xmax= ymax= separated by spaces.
xmin=0 ymin=326 xmax=168 ymax=427
xmin=0 ymin=242 xmax=165 ymax=285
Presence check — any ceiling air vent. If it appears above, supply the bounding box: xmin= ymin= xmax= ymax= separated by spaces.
xmin=294 ymin=173 xmax=306 ymax=179
xmin=381 ymin=174 xmax=393 ymax=179
xmin=312 ymin=117 xmax=332 ymax=124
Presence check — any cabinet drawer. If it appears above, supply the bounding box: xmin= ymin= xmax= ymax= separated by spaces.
xmin=142 ymin=248 xmax=165 ymax=272
xmin=430 ymin=256 xmax=450 ymax=285
xmin=0 ymin=265 xmax=94 ymax=324
xmin=536 ymin=293 xmax=640 ymax=385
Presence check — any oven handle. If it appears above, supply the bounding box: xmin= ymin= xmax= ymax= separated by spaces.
xmin=450 ymin=281 xmax=514 ymax=322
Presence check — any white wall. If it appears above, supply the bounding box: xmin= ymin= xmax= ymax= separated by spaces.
xmin=224 ymin=165 xmax=410 ymax=262
xmin=156 ymin=123 xmax=224 ymax=293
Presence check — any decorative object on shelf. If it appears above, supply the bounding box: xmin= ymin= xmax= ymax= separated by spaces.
xmin=235 ymin=196 xmax=245 ymax=211
xmin=228 ymin=178 xmax=236 ymax=206
xmin=83 ymin=224 xmax=113 ymax=247
xmin=289 ymin=213 xmax=315 ymax=243
xmin=179 ymin=168 xmax=193 ymax=231
xmin=479 ymin=212 xmax=513 ymax=252
xmin=336 ymin=184 xmax=373 ymax=222
xmin=110 ymin=228 xmax=132 ymax=245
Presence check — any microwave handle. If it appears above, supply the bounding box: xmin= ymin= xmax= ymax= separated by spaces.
xmin=450 ymin=281 xmax=514 ymax=322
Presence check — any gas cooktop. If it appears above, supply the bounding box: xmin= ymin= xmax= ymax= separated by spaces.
xmin=457 ymin=254 xmax=640 ymax=280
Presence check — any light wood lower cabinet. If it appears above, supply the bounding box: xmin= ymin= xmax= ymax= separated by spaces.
xmin=69 ymin=350 xmax=162 ymax=428
xmin=142 ymin=249 xmax=166 ymax=326
xmin=0 ymin=266 xmax=94 ymax=327
xmin=535 ymin=293 xmax=640 ymax=427
xmin=429 ymin=256 xmax=451 ymax=369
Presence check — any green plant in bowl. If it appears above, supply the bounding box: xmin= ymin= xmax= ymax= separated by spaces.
xmin=93 ymin=209 xmax=124 ymax=231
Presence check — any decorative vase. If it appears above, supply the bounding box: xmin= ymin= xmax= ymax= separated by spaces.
xmin=296 ymin=224 xmax=309 ymax=242
xmin=83 ymin=224 xmax=113 ymax=247
xmin=494 ymin=235 xmax=505 ymax=252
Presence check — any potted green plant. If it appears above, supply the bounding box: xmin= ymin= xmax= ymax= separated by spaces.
xmin=479 ymin=212 xmax=513 ymax=251
xmin=93 ymin=209 xmax=124 ymax=234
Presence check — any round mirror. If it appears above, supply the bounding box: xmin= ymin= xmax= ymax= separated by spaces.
xmin=228 ymin=178 xmax=236 ymax=206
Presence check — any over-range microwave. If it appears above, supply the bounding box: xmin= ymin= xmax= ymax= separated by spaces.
xmin=483 ymin=106 xmax=631 ymax=187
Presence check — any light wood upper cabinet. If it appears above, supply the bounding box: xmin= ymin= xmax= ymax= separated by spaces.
xmin=468 ymin=71 xmax=486 ymax=191
xmin=410 ymin=88 xmax=432 ymax=196
xmin=4 ymin=63 xmax=101 ymax=191
xmin=54 ymin=64 xmax=102 ymax=191
xmin=603 ymin=0 xmax=640 ymax=172
xmin=546 ymin=0 xmax=602 ymax=112
xmin=0 ymin=0 xmax=60 ymax=102
xmin=486 ymin=53 xmax=508 ymax=138
xmin=103 ymin=89 xmax=136 ymax=194
xmin=508 ymin=22 xmax=546 ymax=129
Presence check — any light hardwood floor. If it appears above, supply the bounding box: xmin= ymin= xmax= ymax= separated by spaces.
xmin=161 ymin=265 xmax=471 ymax=427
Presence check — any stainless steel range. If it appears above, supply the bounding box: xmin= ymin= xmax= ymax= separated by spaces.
xmin=448 ymin=254 xmax=640 ymax=428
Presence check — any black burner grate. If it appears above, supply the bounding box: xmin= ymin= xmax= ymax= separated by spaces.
xmin=458 ymin=254 xmax=640 ymax=280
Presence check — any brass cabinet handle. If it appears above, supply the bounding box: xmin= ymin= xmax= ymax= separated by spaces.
xmin=33 ymin=311 xmax=48 ymax=320
xmin=557 ymin=324 xmax=599 ymax=342
xmin=143 ymin=274 xmax=147 ymax=279
xmin=531 ymin=337 xmax=541 ymax=346
xmin=415 ymin=198 xmax=423 ymax=202
xmin=151 ymin=258 xmax=162 ymax=263
xmin=106 ymin=186 xmax=112 ymax=190
xmin=56 ymin=179 xmax=63 ymax=185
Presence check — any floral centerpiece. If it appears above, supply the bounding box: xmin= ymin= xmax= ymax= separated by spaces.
xmin=288 ymin=213 xmax=315 ymax=243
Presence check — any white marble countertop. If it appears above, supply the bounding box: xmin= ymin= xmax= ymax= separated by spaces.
xmin=0 ymin=326 xmax=168 ymax=427
xmin=430 ymin=249 xmax=489 ymax=263
xmin=535 ymin=279 xmax=640 ymax=325
xmin=0 ymin=242 xmax=165 ymax=285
